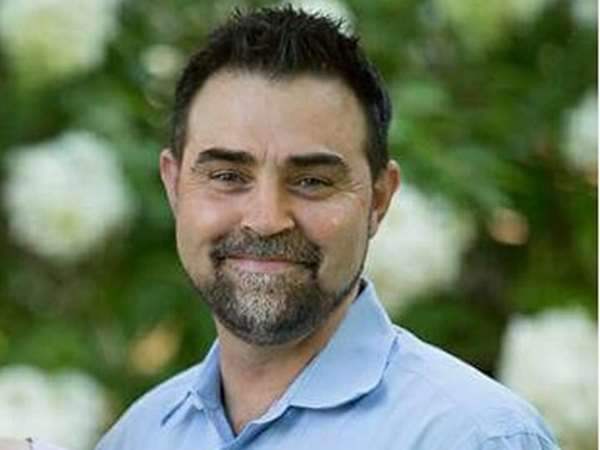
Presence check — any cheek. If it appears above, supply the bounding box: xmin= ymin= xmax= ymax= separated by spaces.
xmin=297 ymin=193 xmax=370 ymax=240
xmin=177 ymin=190 xmax=240 ymax=236
xmin=174 ymin=192 xmax=242 ymax=268
xmin=296 ymin=199 xmax=370 ymax=264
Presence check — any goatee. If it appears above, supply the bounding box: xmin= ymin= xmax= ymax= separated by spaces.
xmin=193 ymin=228 xmax=358 ymax=346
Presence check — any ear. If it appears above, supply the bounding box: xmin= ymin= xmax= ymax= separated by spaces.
xmin=369 ymin=160 xmax=400 ymax=238
xmin=159 ymin=148 xmax=181 ymax=215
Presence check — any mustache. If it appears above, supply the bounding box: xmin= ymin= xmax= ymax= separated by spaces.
xmin=210 ymin=229 xmax=322 ymax=267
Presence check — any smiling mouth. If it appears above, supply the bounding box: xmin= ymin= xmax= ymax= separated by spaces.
xmin=224 ymin=255 xmax=307 ymax=273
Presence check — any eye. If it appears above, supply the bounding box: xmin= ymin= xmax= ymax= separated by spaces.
xmin=210 ymin=170 xmax=248 ymax=186
xmin=292 ymin=176 xmax=333 ymax=193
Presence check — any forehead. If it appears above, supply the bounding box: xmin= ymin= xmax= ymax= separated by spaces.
xmin=183 ymin=70 xmax=368 ymax=165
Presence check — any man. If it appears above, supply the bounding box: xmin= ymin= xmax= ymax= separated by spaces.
xmin=96 ymin=7 xmax=560 ymax=450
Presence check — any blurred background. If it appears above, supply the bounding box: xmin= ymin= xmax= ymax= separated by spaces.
xmin=0 ymin=0 xmax=596 ymax=449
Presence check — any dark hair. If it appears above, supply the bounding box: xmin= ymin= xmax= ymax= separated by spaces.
xmin=170 ymin=6 xmax=392 ymax=179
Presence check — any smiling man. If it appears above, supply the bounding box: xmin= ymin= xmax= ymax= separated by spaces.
xmin=96 ymin=7 xmax=560 ymax=450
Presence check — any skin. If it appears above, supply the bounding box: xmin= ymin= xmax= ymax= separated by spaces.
xmin=160 ymin=70 xmax=400 ymax=434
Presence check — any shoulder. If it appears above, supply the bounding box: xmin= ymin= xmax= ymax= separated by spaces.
xmin=380 ymin=327 xmax=559 ymax=448
xmin=95 ymin=363 xmax=202 ymax=450
xmin=119 ymin=363 xmax=201 ymax=424
xmin=126 ymin=363 xmax=201 ymax=418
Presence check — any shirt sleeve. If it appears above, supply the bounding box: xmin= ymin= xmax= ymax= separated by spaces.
xmin=479 ymin=433 xmax=562 ymax=450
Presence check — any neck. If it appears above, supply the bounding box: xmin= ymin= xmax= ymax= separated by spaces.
xmin=216 ymin=283 xmax=359 ymax=435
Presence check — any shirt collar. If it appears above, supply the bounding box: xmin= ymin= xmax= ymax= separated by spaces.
xmin=161 ymin=278 xmax=396 ymax=425
xmin=160 ymin=343 xmax=222 ymax=426
xmin=286 ymin=279 xmax=396 ymax=409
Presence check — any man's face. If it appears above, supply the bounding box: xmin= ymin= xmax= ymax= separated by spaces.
xmin=161 ymin=71 xmax=397 ymax=346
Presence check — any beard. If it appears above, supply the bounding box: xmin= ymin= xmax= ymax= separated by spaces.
xmin=193 ymin=228 xmax=362 ymax=346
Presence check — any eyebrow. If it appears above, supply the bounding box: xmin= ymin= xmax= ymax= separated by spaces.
xmin=192 ymin=147 xmax=349 ymax=172
xmin=193 ymin=147 xmax=256 ymax=168
xmin=287 ymin=152 xmax=349 ymax=172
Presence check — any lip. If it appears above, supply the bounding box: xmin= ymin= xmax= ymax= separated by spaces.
xmin=225 ymin=256 xmax=300 ymax=273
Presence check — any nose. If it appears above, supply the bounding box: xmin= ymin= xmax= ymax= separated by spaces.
xmin=240 ymin=182 xmax=295 ymax=236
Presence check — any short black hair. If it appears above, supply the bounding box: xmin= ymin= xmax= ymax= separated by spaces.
xmin=170 ymin=6 xmax=392 ymax=179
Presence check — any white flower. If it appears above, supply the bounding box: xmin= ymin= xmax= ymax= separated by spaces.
xmin=0 ymin=365 xmax=110 ymax=450
xmin=0 ymin=0 xmax=120 ymax=85
xmin=141 ymin=45 xmax=184 ymax=79
xmin=284 ymin=0 xmax=354 ymax=35
xmin=365 ymin=184 xmax=474 ymax=312
xmin=432 ymin=0 xmax=552 ymax=51
xmin=571 ymin=0 xmax=597 ymax=28
xmin=562 ymin=91 xmax=598 ymax=172
xmin=498 ymin=308 xmax=598 ymax=450
xmin=3 ymin=131 xmax=134 ymax=263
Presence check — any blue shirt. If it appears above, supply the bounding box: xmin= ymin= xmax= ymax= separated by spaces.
xmin=96 ymin=280 xmax=560 ymax=450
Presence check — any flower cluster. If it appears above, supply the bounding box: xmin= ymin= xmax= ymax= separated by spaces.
xmin=432 ymin=0 xmax=552 ymax=51
xmin=562 ymin=90 xmax=598 ymax=173
xmin=3 ymin=131 xmax=134 ymax=263
xmin=365 ymin=184 xmax=474 ymax=312
xmin=498 ymin=308 xmax=598 ymax=450
xmin=0 ymin=0 xmax=121 ymax=85
xmin=0 ymin=365 xmax=110 ymax=450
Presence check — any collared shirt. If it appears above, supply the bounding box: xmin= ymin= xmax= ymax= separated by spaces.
xmin=95 ymin=280 xmax=560 ymax=450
